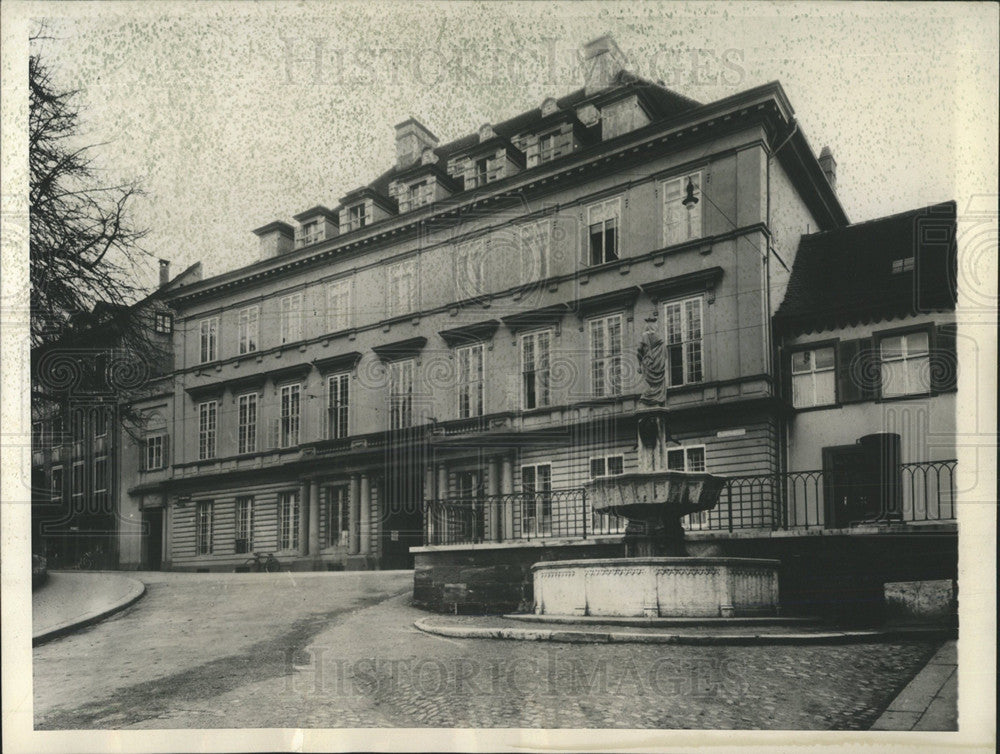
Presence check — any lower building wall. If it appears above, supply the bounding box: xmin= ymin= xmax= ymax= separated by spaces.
xmin=412 ymin=530 xmax=958 ymax=624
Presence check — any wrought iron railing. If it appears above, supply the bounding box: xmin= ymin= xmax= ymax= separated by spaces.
xmin=421 ymin=460 xmax=958 ymax=546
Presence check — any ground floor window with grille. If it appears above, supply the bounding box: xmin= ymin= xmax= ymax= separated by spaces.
xmin=278 ymin=491 xmax=300 ymax=551
xmin=520 ymin=464 xmax=552 ymax=538
xmin=196 ymin=501 xmax=214 ymax=555
xmin=667 ymin=445 xmax=708 ymax=527
xmin=590 ymin=454 xmax=626 ymax=534
xmin=324 ymin=486 xmax=349 ymax=547
xmin=235 ymin=496 xmax=253 ymax=554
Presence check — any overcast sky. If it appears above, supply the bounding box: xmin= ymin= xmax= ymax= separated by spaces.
xmin=29 ymin=1 xmax=998 ymax=292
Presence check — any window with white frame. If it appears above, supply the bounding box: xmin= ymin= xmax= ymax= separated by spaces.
xmin=198 ymin=401 xmax=217 ymax=460
xmin=663 ymin=172 xmax=703 ymax=247
xmin=519 ymin=220 xmax=551 ymax=284
xmin=237 ymin=393 xmax=258 ymax=454
xmin=879 ymin=331 xmax=930 ymax=398
xmin=238 ymin=305 xmax=259 ymax=355
xmin=520 ymin=330 xmax=551 ymax=410
xmin=196 ymin=500 xmax=214 ymax=555
xmin=279 ymin=293 xmax=303 ymax=344
xmin=590 ymin=454 xmax=625 ymax=534
xmin=388 ymin=260 xmax=417 ymax=317
xmin=145 ymin=434 xmax=164 ymax=471
xmin=93 ymin=456 xmax=108 ymax=509
xmin=326 ymin=279 xmax=351 ymax=333
xmin=589 ymin=314 xmax=623 ymax=397
xmin=520 ymin=463 xmax=552 ymax=537
xmin=278 ymin=491 xmax=300 ymax=550
xmin=199 ymin=317 xmax=219 ymax=363
xmin=279 ymin=384 xmax=300 ymax=447
xmin=235 ymin=496 xmax=253 ymax=554
xmin=50 ymin=465 xmax=64 ymax=504
xmin=389 ymin=360 xmax=414 ymax=430
xmin=71 ymin=461 xmax=84 ymax=507
xmin=791 ymin=347 xmax=836 ymax=408
xmin=456 ymin=343 xmax=484 ymax=419
xmin=588 ymin=198 xmax=620 ymax=265
xmin=666 ymin=445 xmax=706 ymax=472
xmin=326 ymin=373 xmax=350 ymax=439
xmin=664 ymin=297 xmax=704 ymax=386
xmin=455 ymin=240 xmax=486 ymax=299
xmin=324 ymin=486 xmax=349 ymax=547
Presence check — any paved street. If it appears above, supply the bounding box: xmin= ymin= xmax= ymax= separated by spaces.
xmin=34 ymin=571 xmax=942 ymax=730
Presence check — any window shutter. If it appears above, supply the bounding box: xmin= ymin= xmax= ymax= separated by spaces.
xmin=778 ymin=347 xmax=792 ymax=403
xmin=836 ymin=339 xmax=864 ymax=403
xmin=162 ymin=435 xmax=170 ymax=468
xmin=931 ymin=323 xmax=958 ymax=393
xmin=523 ymin=135 xmax=540 ymax=167
xmin=462 ymin=160 xmax=475 ymax=190
xmin=861 ymin=337 xmax=880 ymax=400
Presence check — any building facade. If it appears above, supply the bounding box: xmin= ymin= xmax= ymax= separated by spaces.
xmin=125 ymin=37 xmax=852 ymax=573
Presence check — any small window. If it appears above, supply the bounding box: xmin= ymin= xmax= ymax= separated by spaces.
xmin=791 ymin=347 xmax=836 ymax=408
xmin=588 ymin=198 xmax=620 ymax=265
xmin=880 ymin=331 xmax=930 ymax=397
xmin=474 ymin=157 xmax=489 ymax=188
xmin=145 ymin=434 xmax=165 ymax=471
xmin=891 ymin=257 xmax=915 ymax=274
xmin=199 ymin=317 xmax=219 ymax=363
xmin=196 ymin=501 xmax=214 ymax=555
xmin=297 ymin=220 xmax=322 ymax=248
xmin=408 ymin=180 xmax=431 ymax=209
xmin=348 ymin=203 xmax=367 ymax=231
xmin=154 ymin=312 xmax=173 ymax=334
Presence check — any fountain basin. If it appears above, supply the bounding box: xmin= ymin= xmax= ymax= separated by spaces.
xmin=587 ymin=470 xmax=725 ymax=520
xmin=533 ymin=557 xmax=780 ymax=618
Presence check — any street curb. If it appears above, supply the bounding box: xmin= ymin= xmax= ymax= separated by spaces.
xmin=33 ymin=576 xmax=147 ymax=647
xmin=413 ymin=618 xmax=955 ymax=646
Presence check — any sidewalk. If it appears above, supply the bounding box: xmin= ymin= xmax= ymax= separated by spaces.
xmin=870 ymin=640 xmax=957 ymax=731
xmin=32 ymin=570 xmax=146 ymax=645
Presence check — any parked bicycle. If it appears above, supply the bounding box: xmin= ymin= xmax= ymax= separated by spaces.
xmin=238 ymin=551 xmax=281 ymax=573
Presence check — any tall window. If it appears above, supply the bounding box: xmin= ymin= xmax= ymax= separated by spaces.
xmin=326 ymin=279 xmax=351 ymax=333
xmin=664 ymin=297 xmax=704 ymax=386
xmin=238 ymin=306 xmax=259 ymax=355
xmin=145 ymin=434 xmax=164 ymax=471
xmin=880 ymin=331 xmax=930 ymax=398
xmin=520 ymin=330 xmax=551 ymax=410
xmin=279 ymin=293 xmax=303 ymax=344
xmin=589 ymin=314 xmax=623 ymax=397
xmin=791 ymin=347 xmax=836 ymax=408
xmin=196 ymin=501 xmax=214 ymax=555
xmin=521 ymin=464 xmax=552 ymax=538
xmin=456 ymin=343 xmax=485 ymax=418
xmin=388 ymin=260 xmax=417 ymax=317
xmin=324 ymin=486 xmax=349 ymax=547
xmin=663 ymin=172 xmax=703 ymax=247
xmin=93 ymin=456 xmax=108 ymax=510
xmin=588 ymin=198 xmax=620 ymax=265
xmin=590 ymin=454 xmax=625 ymax=534
xmin=278 ymin=491 xmax=300 ymax=550
xmin=50 ymin=466 xmax=64 ymax=504
xmin=389 ymin=360 xmax=414 ymax=430
xmin=666 ymin=445 xmax=706 ymax=472
xmin=71 ymin=461 xmax=84 ymax=508
xmin=199 ymin=317 xmax=219 ymax=363
xmin=519 ymin=220 xmax=551 ymax=283
xmin=279 ymin=384 xmax=300 ymax=448
xmin=198 ymin=401 xmax=217 ymax=460
xmin=238 ymin=393 xmax=258 ymax=454
xmin=327 ymin=373 xmax=350 ymax=439
xmin=235 ymin=496 xmax=253 ymax=554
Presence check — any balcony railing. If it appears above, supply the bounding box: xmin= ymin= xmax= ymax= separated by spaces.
xmin=420 ymin=460 xmax=958 ymax=546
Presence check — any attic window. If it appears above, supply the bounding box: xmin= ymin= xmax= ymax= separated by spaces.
xmin=347 ymin=203 xmax=367 ymax=231
xmin=407 ymin=180 xmax=432 ymax=209
xmin=296 ymin=220 xmax=322 ymax=248
xmin=891 ymin=257 xmax=915 ymax=274
xmin=473 ymin=156 xmax=489 ymax=188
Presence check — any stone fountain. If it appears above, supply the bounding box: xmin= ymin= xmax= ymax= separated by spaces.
xmin=531 ymin=312 xmax=781 ymax=619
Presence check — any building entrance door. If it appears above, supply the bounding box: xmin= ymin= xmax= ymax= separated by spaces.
xmin=823 ymin=446 xmax=877 ymax=528
xmin=380 ymin=462 xmax=423 ymax=570
xmin=142 ymin=508 xmax=163 ymax=570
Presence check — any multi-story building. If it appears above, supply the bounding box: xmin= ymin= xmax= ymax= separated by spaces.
xmin=125 ymin=36 xmax=849 ymax=574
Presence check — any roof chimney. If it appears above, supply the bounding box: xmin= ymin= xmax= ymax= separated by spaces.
xmin=818 ymin=146 xmax=837 ymax=192
xmin=582 ymin=35 xmax=627 ymax=95
xmin=252 ymin=221 xmax=295 ymax=259
xmin=158 ymin=259 xmax=170 ymax=287
xmin=395 ymin=118 xmax=438 ymax=170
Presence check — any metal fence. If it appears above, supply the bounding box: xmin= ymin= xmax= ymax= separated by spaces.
xmin=421 ymin=460 xmax=958 ymax=546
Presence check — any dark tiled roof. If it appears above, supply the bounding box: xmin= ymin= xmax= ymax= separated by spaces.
xmin=776 ymin=201 xmax=956 ymax=333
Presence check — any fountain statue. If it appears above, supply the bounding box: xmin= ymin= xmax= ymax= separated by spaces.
xmin=530 ymin=311 xmax=781 ymax=618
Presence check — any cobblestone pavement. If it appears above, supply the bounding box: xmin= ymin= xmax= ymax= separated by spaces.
xmin=34 ymin=572 xmax=941 ymax=730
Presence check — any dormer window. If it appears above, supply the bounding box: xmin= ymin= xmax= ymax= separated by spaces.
xmin=348 ymin=204 xmax=367 ymax=231
xmin=296 ymin=220 xmax=322 ymax=248
xmin=408 ymin=180 xmax=431 ymax=209
xmin=538 ymin=133 xmax=558 ymax=163
xmin=474 ymin=157 xmax=489 ymax=188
